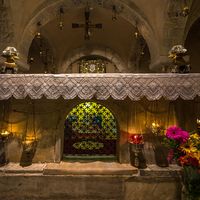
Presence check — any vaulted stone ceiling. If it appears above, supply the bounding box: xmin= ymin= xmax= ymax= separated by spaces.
xmin=1 ymin=0 xmax=200 ymax=72
xmin=44 ymin=7 xmax=135 ymax=62
xmin=28 ymin=6 xmax=151 ymax=73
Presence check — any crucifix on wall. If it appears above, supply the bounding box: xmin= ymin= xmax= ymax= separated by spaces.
xmin=72 ymin=5 xmax=102 ymax=40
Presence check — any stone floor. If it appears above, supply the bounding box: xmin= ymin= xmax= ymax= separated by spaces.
xmin=0 ymin=162 xmax=182 ymax=200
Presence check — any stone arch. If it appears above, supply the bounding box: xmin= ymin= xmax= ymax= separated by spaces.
xmin=183 ymin=0 xmax=200 ymax=42
xmin=184 ymin=15 xmax=200 ymax=72
xmin=19 ymin=0 xmax=158 ymax=69
xmin=58 ymin=45 xmax=126 ymax=72
xmin=27 ymin=34 xmax=55 ymax=73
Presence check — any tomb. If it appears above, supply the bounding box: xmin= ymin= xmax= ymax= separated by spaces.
xmin=0 ymin=1 xmax=200 ymax=200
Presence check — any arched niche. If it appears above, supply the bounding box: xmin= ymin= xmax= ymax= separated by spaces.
xmin=63 ymin=101 xmax=119 ymax=160
xmin=60 ymin=46 xmax=123 ymax=73
xmin=185 ymin=17 xmax=200 ymax=72
xmin=67 ymin=55 xmax=118 ymax=73
xmin=27 ymin=35 xmax=55 ymax=73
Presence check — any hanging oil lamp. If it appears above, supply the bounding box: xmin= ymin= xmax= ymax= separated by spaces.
xmin=58 ymin=6 xmax=64 ymax=30
xmin=36 ymin=21 xmax=42 ymax=39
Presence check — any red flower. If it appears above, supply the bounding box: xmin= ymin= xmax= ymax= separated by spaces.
xmin=178 ymin=156 xmax=199 ymax=167
xmin=128 ymin=134 xmax=144 ymax=144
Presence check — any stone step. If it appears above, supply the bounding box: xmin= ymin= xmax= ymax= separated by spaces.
xmin=44 ymin=161 xmax=138 ymax=175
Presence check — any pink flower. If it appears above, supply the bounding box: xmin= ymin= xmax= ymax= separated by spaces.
xmin=179 ymin=130 xmax=190 ymax=143
xmin=166 ymin=126 xmax=189 ymax=143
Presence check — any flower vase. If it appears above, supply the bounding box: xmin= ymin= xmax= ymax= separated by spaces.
xmin=153 ymin=135 xmax=169 ymax=167
xmin=130 ymin=143 xmax=147 ymax=169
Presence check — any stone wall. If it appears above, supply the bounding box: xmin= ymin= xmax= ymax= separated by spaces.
xmin=0 ymin=172 xmax=181 ymax=200
xmin=1 ymin=98 xmax=131 ymax=163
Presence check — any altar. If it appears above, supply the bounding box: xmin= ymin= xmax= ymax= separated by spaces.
xmin=1 ymin=0 xmax=200 ymax=198
xmin=0 ymin=73 xmax=199 ymax=200
xmin=0 ymin=73 xmax=199 ymax=163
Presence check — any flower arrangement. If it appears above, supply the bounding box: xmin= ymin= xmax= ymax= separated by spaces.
xmin=164 ymin=125 xmax=200 ymax=199
xmin=164 ymin=126 xmax=199 ymax=167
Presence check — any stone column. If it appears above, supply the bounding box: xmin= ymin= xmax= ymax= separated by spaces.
xmin=150 ymin=10 xmax=188 ymax=72
xmin=0 ymin=1 xmax=14 ymax=51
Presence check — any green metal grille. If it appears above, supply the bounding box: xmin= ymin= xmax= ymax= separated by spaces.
xmin=64 ymin=102 xmax=117 ymax=156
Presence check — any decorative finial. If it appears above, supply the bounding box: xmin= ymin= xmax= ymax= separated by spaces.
xmin=168 ymin=45 xmax=190 ymax=73
xmin=1 ymin=47 xmax=19 ymax=73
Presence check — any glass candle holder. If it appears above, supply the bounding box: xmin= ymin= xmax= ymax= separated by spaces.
xmin=128 ymin=134 xmax=146 ymax=168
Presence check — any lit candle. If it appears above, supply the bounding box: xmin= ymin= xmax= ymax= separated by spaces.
xmin=152 ymin=122 xmax=156 ymax=127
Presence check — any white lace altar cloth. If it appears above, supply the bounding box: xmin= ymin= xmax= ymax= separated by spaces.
xmin=0 ymin=73 xmax=199 ymax=100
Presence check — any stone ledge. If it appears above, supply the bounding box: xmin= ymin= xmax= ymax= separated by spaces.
xmin=44 ymin=161 xmax=138 ymax=175
xmin=0 ymin=163 xmax=46 ymax=174
xmin=0 ymin=162 xmax=138 ymax=176
xmin=0 ymin=163 xmax=182 ymax=177
xmin=140 ymin=164 xmax=182 ymax=177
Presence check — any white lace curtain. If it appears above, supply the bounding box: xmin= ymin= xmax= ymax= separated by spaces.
xmin=0 ymin=74 xmax=199 ymax=100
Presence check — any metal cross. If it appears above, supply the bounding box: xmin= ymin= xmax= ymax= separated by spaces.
xmin=72 ymin=5 xmax=102 ymax=40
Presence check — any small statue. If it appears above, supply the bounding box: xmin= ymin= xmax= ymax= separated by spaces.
xmin=1 ymin=47 xmax=19 ymax=73
xmin=168 ymin=45 xmax=190 ymax=73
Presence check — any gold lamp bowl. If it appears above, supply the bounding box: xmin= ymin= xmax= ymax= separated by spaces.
xmin=0 ymin=130 xmax=12 ymax=139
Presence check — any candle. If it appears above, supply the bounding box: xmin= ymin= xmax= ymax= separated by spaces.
xmin=151 ymin=122 xmax=162 ymax=135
